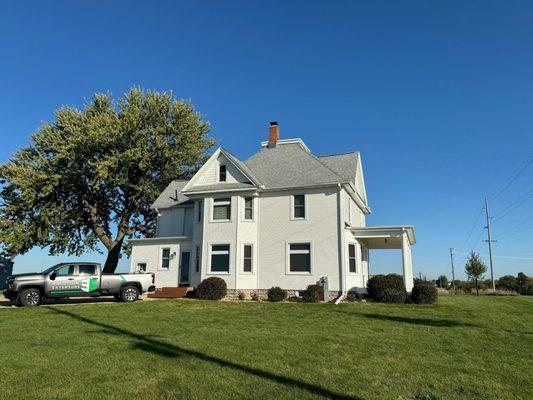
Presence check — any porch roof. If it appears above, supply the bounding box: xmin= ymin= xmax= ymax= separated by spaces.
xmin=350 ymin=226 xmax=416 ymax=249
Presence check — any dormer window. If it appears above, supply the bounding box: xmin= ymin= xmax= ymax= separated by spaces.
xmin=219 ymin=165 xmax=227 ymax=182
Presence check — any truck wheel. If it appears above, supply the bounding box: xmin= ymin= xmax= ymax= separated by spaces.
xmin=121 ymin=286 xmax=140 ymax=302
xmin=17 ymin=288 xmax=42 ymax=307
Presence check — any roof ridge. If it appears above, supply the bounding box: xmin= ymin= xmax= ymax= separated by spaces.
xmin=318 ymin=151 xmax=359 ymax=158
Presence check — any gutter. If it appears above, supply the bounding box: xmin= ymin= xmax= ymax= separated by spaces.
xmin=335 ymin=183 xmax=346 ymax=305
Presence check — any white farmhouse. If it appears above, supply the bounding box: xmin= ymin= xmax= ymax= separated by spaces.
xmin=129 ymin=122 xmax=415 ymax=300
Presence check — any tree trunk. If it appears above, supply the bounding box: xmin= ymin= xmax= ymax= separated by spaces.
xmin=102 ymin=237 xmax=124 ymax=274
xmin=475 ymin=278 xmax=479 ymax=296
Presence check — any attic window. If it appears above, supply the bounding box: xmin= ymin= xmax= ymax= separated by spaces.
xmin=219 ymin=165 xmax=227 ymax=182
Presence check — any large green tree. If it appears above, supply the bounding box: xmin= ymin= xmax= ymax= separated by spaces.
xmin=465 ymin=251 xmax=487 ymax=296
xmin=0 ymin=88 xmax=214 ymax=273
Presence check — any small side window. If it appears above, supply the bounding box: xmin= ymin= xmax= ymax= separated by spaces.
xmin=197 ymin=200 xmax=203 ymax=223
xmin=348 ymin=244 xmax=356 ymax=273
xmin=243 ymin=244 xmax=253 ymax=273
xmin=219 ymin=165 xmax=227 ymax=182
xmin=244 ymin=197 xmax=253 ymax=220
xmin=161 ymin=248 xmax=171 ymax=269
xmin=136 ymin=263 xmax=147 ymax=273
xmin=293 ymin=195 xmax=305 ymax=219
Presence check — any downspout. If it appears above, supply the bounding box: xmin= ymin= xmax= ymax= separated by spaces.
xmin=335 ymin=184 xmax=346 ymax=304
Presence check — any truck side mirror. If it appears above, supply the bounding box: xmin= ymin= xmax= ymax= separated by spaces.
xmin=49 ymin=272 xmax=57 ymax=281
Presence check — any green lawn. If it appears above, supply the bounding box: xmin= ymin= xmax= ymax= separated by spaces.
xmin=0 ymin=296 xmax=531 ymax=400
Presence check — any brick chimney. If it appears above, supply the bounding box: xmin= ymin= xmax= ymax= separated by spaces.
xmin=267 ymin=121 xmax=279 ymax=148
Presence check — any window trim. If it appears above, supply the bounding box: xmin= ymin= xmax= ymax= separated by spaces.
xmin=218 ymin=164 xmax=227 ymax=182
xmin=211 ymin=197 xmax=232 ymax=222
xmin=290 ymin=194 xmax=307 ymax=220
xmin=242 ymin=196 xmax=255 ymax=222
xmin=286 ymin=241 xmax=313 ymax=275
xmin=207 ymin=242 xmax=231 ymax=275
xmin=159 ymin=247 xmax=172 ymax=271
xmin=241 ymin=242 xmax=255 ymax=274
xmin=348 ymin=243 xmax=357 ymax=274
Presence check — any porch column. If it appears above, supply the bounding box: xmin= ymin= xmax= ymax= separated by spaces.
xmin=401 ymin=231 xmax=414 ymax=292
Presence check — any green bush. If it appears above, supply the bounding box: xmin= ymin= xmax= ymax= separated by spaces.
xmin=196 ymin=277 xmax=227 ymax=300
xmin=410 ymin=280 xmax=438 ymax=304
xmin=302 ymin=284 xmax=322 ymax=302
xmin=267 ymin=287 xmax=287 ymax=302
xmin=366 ymin=274 xmax=406 ymax=303
xmin=346 ymin=292 xmax=359 ymax=302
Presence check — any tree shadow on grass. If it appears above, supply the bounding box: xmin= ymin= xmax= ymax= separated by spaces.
xmin=47 ymin=307 xmax=361 ymax=400
xmin=336 ymin=310 xmax=479 ymax=328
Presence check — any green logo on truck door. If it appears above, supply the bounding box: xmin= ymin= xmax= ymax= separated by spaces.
xmin=50 ymin=277 xmax=98 ymax=295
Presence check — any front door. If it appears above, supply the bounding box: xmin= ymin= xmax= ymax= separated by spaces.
xmin=179 ymin=252 xmax=190 ymax=285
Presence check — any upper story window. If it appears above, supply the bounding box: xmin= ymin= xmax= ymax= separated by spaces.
xmin=161 ymin=248 xmax=171 ymax=269
xmin=244 ymin=197 xmax=254 ymax=220
xmin=288 ymin=243 xmax=311 ymax=273
xmin=219 ymin=165 xmax=227 ymax=182
xmin=348 ymin=244 xmax=356 ymax=273
xmin=213 ymin=198 xmax=231 ymax=220
xmin=197 ymin=200 xmax=203 ymax=223
xmin=293 ymin=194 xmax=306 ymax=219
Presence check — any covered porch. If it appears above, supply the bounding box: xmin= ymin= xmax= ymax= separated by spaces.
xmin=350 ymin=226 xmax=416 ymax=292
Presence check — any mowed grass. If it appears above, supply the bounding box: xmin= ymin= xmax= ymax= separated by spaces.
xmin=0 ymin=296 xmax=531 ymax=400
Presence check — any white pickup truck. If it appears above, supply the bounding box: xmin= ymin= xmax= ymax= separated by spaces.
xmin=3 ymin=262 xmax=155 ymax=306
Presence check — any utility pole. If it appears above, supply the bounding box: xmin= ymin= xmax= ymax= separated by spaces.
xmin=484 ymin=197 xmax=496 ymax=290
xmin=449 ymin=248 xmax=456 ymax=290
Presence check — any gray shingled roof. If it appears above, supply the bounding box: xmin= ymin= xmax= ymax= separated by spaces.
xmin=317 ymin=152 xmax=358 ymax=186
xmin=184 ymin=182 xmax=256 ymax=193
xmin=151 ymin=180 xmax=192 ymax=209
xmin=244 ymin=142 xmax=351 ymax=188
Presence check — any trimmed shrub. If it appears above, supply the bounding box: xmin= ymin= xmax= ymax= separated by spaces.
xmin=410 ymin=280 xmax=438 ymax=304
xmin=302 ymin=284 xmax=322 ymax=303
xmin=250 ymin=291 xmax=260 ymax=301
xmin=366 ymin=274 xmax=406 ymax=303
xmin=267 ymin=286 xmax=287 ymax=302
xmin=237 ymin=291 xmax=246 ymax=301
xmin=196 ymin=277 xmax=227 ymax=300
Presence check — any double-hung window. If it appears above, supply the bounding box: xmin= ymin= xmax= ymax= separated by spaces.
xmin=288 ymin=243 xmax=311 ymax=273
xmin=244 ymin=197 xmax=253 ymax=220
xmin=210 ymin=244 xmax=230 ymax=273
xmin=348 ymin=244 xmax=357 ymax=273
xmin=161 ymin=248 xmax=171 ymax=269
xmin=243 ymin=244 xmax=253 ymax=273
xmin=293 ymin=195 xmax=305 ymax=219
xmin=219 ymin=165 xmax=227 ymax=182
xmin=213 ymin=198 xmax=231 ymax=220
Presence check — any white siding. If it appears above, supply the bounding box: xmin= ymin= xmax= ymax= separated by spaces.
xmin=155 ymin=206 xmax=194 ymax=237
xmin=195 ymin=153 xmax=249 ymax=186
xmin=256 ymin=187 xmax=341 ymax=291
xmin=130 ymin=239 xmax=191 ymax=288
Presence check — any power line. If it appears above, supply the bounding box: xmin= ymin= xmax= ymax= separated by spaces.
xmin=491 ymin=156 xmax=533 ymax=200
xmin=493 ymin=186 xmax=533 ymax=222
xmin=458 ymin=208 xmax=483 ymax=252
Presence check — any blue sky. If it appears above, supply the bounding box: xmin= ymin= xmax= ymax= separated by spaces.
xmin=1 ymin=1 xmax=532 ymax=279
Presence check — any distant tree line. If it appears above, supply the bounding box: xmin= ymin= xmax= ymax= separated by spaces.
xmin=432 ymin=251 xmax=533 ymax=295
